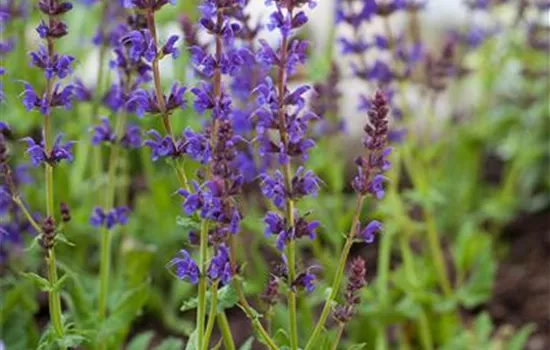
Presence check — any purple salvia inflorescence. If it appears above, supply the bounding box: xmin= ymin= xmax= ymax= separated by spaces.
xmin=167 ymin=0 xmax=255 ymax=285
xmin=23 ymin=0 xmax=75 ymax=116
xmin=253 ymin=0 xmax=324 ymax=293
xmin=333 ymin=256 xmax=367 ymax=323
xmin=353 ymin=91 xmax=391 ymax=244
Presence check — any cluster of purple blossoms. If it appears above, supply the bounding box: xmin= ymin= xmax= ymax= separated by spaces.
xmin=254 ymin=0 xmax=321 ymax=292
xmin=91 ymin=118 xmax=142 ymax=149
xmin=353 ymin=92 xmax=391 ymax=243
xmin=264 ymin=211 xmax=320 ymax=251
xmin=89 ymin=206 xmax=130 ymax=230
xmin=23 ymin=134 xmax=75 ymax=166
xmin=22 ymin=0 xmax=75 ymax=116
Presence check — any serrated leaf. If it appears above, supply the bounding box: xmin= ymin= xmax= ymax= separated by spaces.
xmin=154 ymin=337 xmax=184 ymax=350
xmin=21 ymin=272 xmax=51 ymax=291
xmin=185 ymin=329 xmax=198 ymax=350
xmin=216 ymin=285 xmax=239 ymax=312
xmin=127 ymin=331 xmax=155 ymax=350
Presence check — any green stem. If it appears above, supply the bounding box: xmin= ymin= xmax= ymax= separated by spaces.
xmin=417 ymin=311 xmax=434 ymax=350
xmin=216 ymin=312 xmax=236 ymax=350
xmin=288 ymin=289 xmax=298 ymax=350
xmin=197 ymin=219 xmax=209 ymax=350
xmin=98 ymin=112 xmax=128 ymax=320
xmin=41 ymin=19 xmax=66 ymax=342
xmin=377 ymin=227 xmax=392 ymax=306
xmin=201 ymin=282 xmax=219 ymax=350
xmin=331 ymin=323 xmax=345 ymax=350
xmin=47 ymin=247 xmax=65 ymax=339
xmin=233 ymin=280 xmax=279 ymax=350
xmin=11 ymin=196 xmax=42 ymax=233
xmin=425 ymin=211 xmax=452 ymax=296
xmin=304 ymin=197 xmax=364 ymax=350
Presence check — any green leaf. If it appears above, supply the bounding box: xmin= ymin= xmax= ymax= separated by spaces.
xmin=473 ymin=313 xmax=493 ymax=342
xmin=273 ymin=328 xmax=290 ymax=347
xmin=154 ymin=338 xmax=185 ymax=350
xmin=21 ymin=272 xmax=51 ymax=291
xmin=55 ymin=233 xmax=75 ymax=247
xmin=239 ymin=336 xmax=255 ymax=350
xmin=216 ymin=285 xmax=239 ymax=312
xmin=176 ymin=216 xmax=201 ymax=230
xmin=180 ymin=285 xmax=238 ymax=313
xmin=57 ymin=334 xmax=87 ymax=348
xmin=506 ymin=324 xmax=536 ymax=350
xmin=349 ymin=343 xmax=367 ymax=350
xmin=51 ymin=274 xmax=69 ymax=292
xmin=395 ymin=297 xmax=422 ymax=319
xmin=100 ymin=283 xmax=149 ymax=337
xmin=127 ymin=331 xmax=155 ymax=350
xmin=185 ymin=329 xmax=198 ymax=350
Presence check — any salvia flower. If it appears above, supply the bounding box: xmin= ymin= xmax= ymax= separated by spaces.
xmin=89 ymin=206 xmax=130 ymax=229
xmin=291 ymin=269 xmax=316 ymax=293
xmin=23 ymin=134 xmax=75 ymax=166
xmin=358 ymin=220 xmax=383 ymax=243
xmin=169 ymin=249 xmax=200 ymax=284
xmin=207 ymin=244 xmax=232 ymax=285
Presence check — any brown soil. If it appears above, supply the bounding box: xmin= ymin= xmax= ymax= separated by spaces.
xmin=489 ymin=210 xmax=550 ymax=350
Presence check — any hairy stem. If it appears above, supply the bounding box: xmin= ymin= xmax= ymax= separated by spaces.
xmin=304 ymin=196 xmax=365 ymax=350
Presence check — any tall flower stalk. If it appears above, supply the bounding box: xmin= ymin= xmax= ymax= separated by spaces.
xmin=91 ymin=6 xmax=151 ymax=320
xmin=305 ymin=91 xmax=391 ymax=349
xmin=20 ymin=0 xmax=77 ymax=342
xmin=255 ymin=1 xmax=321 ymax=349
